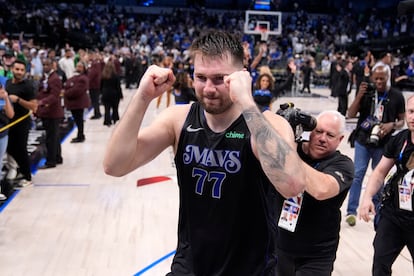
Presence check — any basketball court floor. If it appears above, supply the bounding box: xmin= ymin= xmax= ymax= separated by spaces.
xmin=0 ymin=85 xmax=412 ymax=275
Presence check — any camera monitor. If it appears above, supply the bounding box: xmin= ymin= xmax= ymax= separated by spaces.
xmin=244 ymin=10 xmax=282 ymax=40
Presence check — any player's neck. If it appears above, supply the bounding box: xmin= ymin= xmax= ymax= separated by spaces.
xmin=203 ymin=109 xmax=241 ymax=133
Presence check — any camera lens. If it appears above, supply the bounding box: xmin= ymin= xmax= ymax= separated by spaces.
xmin=369 ymin=124 xmax=381 ymax=145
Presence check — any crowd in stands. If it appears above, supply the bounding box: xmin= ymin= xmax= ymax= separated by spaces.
xmin=0 ymin=2 xmax=413 ymax=76
xmin=1 ymin=2 xmax=412 ymax=92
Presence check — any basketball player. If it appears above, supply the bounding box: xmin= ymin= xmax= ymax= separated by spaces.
xmin=104 ymin=30 xmax=308 ymax=275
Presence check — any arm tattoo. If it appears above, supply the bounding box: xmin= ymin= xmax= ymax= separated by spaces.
xmin=243 ymin=107 xmax=292 ymax=171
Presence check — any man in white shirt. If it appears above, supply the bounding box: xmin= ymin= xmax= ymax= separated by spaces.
xmin=58 ymin=48 xmax=75 ymax=79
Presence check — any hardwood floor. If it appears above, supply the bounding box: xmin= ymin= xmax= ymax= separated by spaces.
xmin=0 ymin=86 xmax=412 ymax=276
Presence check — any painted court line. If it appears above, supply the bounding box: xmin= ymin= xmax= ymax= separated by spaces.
xmin=134 ymin=250 xmax=176 ymax=275
xmin=0 ymin=190 xmax=20 ymax=213
xmin=33 ymin=183 xmax=90 ymax=187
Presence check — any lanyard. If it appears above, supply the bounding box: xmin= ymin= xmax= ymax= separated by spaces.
xmin=398 ymin=140 xmax=408 ymax=162
xmin=374 ymin=91 xmax=387 ymax=119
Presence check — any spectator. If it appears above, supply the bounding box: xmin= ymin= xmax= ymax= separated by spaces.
xmin=87 ymin=50 xmax=103 ymax=120
xmin=5 ymin=59 xmax=38 ymax=188
xmin=35 ymin=58 xmax=64 ymax=169
xmin=321 ymin=55 xmax=331 ymax=75
xmin=123 ymin=51 xmax=138 ymax=89
xmin=268 ymin=43 xmax=282 ymax=69
xmin=171 ymin=71 xmax=196 ymax=105
xmin=63 ymin=61 xmax=90 ymax=143
xmin=249 ymin=40 xmax=269 ymax=84
xmin=336 ymin=59 xmax=353 ymax=116
xmin=101 ymin=61 xmax=122 ymax=127
xmin=58 ymin=48 xmax=75 ymax=79
xmin=329 ymin=51 xmax=343 ymax=98
xmin=274 ymin=58 xmax=298 ymax=96
xmin=300 ymin=59 xmax=313 ymax=94
xmin=29 ymin=48 xmax=43 ymax=81
xmin=352 ymin=54 xmax=369 ymax=97
xmin=156 ymin=54 xmax=174 ymax=109
xmin=252 ymin=72 xmax=277 ymax=112
xmin=52 ymin=60 xmax=67 ymax=85
xmin=0 ymin=50 xmax=16 ymax=79
xmin=0 ymin=86 xmax=15 ymax=199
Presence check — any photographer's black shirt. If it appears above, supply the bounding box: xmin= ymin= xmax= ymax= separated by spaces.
xmin=273 ymin=142 xmax=354 ymax=257
xmin=355 ymin=87 xmax=405 ymax=147
xmin=382 ymin=129 xmax=414 ymax=229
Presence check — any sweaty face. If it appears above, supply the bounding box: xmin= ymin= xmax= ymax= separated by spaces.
xmin=192 ymin=54 xmax=237 ymax=115
xmin=308 ymin=114 xmax=343 ymax=159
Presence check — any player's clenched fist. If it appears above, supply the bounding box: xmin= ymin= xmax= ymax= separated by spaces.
xmin=224 ymin=69 xmax=254 ymax=109
xmin=137 ymin=65 xmax=176 ymax=101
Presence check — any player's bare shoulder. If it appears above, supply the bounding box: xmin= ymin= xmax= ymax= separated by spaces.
xmin=157 ymin=104 xmax=193 ymax=135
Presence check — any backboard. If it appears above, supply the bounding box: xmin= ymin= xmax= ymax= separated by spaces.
xmin=244 ymin=10 xmax=282 ymax=39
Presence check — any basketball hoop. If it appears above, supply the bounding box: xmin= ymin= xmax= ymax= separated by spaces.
xmin=260 ymin=29 xmax=269 ymax=42
xmin=244 ymin=10 xmax=282 ymax=38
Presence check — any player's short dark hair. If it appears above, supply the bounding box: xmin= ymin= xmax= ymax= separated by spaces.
xmin=190 ymin=30 xmax=244 ymax=68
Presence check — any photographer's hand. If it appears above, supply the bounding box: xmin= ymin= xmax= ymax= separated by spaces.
xmin=379 ymin=122 xmax=395 ymax=137
xmin=348 ymin=82 xmax=368 ymax=118
xmin=359 ymin=196 xmax=375 ymax=222
xmin=358 ymin=82 xmax=369 ymax=97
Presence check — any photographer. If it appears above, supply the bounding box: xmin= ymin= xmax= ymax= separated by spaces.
xmin=335 ymin=59 xmax=353 ymax=116
xmin=273 ymin=110 xmax=354 ymax=275
xmin=345 ymin=65 xmax=405 ymax=227
xmin=359 ymin=95 xmax=414 ymax=276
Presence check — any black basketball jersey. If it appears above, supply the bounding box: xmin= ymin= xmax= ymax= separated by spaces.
xmin=169 ymin=102 xmax=276 ymax=276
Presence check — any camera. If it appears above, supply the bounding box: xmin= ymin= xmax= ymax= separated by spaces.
xmin=276 ymin=103 xmax=317 ymax=142
xmin=365 ymin=82 xmax=376 ymax=97
xmin=360 ymin=115 xmax=381 ymax=146
xmin=369 ymin=123 xmax=381 ymax=146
